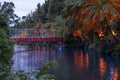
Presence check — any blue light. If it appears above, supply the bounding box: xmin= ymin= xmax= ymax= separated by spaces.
xmin=59 ymin=45 xmax=63 ymax=60
xmin=59 ymin=45 xmax=63 ymax=50
xmin=59 ymin=46 xmax=62 ymax=50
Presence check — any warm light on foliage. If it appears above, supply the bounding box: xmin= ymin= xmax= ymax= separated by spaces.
xmin=99 ymin=32 xmax=104 ymax=37
xmin=73 ymin=29 xmax=82 ymax=38
xmin=111 ymin=30 xmax=117 ymax=36
xmin=67 ymin=0 xmax=120 ymax=37
xmin=97 ymin=29 xmax=104 ymax=37
xmin=83 ymin=20 xmax=94 ymax=32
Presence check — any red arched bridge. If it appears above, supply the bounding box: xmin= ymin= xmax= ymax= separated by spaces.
xmin=9 ymin=29 xmax=64 ymax=43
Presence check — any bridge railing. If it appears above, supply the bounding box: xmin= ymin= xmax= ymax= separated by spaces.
xmin=9 ymin=29 xmax=60 ymax=39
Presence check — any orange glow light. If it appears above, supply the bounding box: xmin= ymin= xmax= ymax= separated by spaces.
xmin=79 ymin=52 xmax=83 ymax=70
xmin=111 ymin=30 xmax=117 ymax=36
xmin=85 ymin=52 xmax=89 ymax=69
xmin=73 ymin=29 xmax=82 ymax=38
xmin=97 ymin=29 xmax=104 ymax=37
xmin=74 ymin=51 xmax=89 ymax=71
xmin=73 ymin=51 xmax=83 ymax=71
xmin=99 ymin=31 xmax=104 ymax=37
xmin=99 ymin=58 xmax=106 ymax=77
xmin=113 ymin=68 xmax=119 ymax=80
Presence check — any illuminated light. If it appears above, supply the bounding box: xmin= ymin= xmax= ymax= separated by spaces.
xmin=111 ymin=30 xmax=117 ymax=36
xmin=59 ymin=45 xmax=63 ymax=61
xmin=59 ymin=45 xmax=62 ymax=50
xmin=85 ymin=52 xmax=89 ymax=69
xmin=74 ymin=52 xmax=79 ymax=70
xmin=113 ymin=68 xmax=119 ymax=80
xmin=73 ymin=31 xmax=77 ymax=37
xmin=74 ymin=51 xmax=90 ymax=71
xmin=79 ymin=52 xmax=83 ymax=70
xmin=99 ymin=58 xmax=107 ymax=77
xmin=109 ymin=20 xmax=113 ymax=25
xmin=97 ymin=29 xmax=104 ymax=37
xmin=98 ymin=31 xmax=104 ymax=37
xmin=73 ymin=51 xmax=84 ymax=71
xmin=73 ymin=29 xmax=82 ymax=38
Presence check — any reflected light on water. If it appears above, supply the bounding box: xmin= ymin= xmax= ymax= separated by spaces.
xmin=59 ymin=45 xmax=63 ymax=63
xmin=74 ymin=51 xmax=79 ymax=70
xmin=74 ymin=51 xmax=89 ymax=71
xmin=79 ymin=51 xmax=83 ymax=70
xmin=113 ymin=68 xmax=119 ymax=80
xmin=59 ymin=45 xmax=63 ymax=59
xmin=12 ymin=45 xmax=60 ymax=72
xmin=110 ymin=67 xmax=119 ymax=80
xmin=99 ymin=58 xmax=107 ymax=77
xmin=84 ymin=52 xmax=89 ymax=69
xmin=12 ymin=44 xmax=120 ymax=80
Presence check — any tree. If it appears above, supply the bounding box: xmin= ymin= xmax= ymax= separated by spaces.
xmin=0 ymin=2 xmax=14 ymax=79
xmin=0 ymin=2 xmax=18 ymax=27
xmin=66 ymin=0 xmax=120 ymax=37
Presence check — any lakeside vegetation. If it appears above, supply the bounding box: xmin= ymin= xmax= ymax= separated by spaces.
xmin=0 ymin=0 xmax=120 ymax=79
xmin=10 ymin=0 xmax=120 ymax=53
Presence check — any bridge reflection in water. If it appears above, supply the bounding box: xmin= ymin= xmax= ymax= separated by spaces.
xmin=12 ymin=44 xmax=65 ymax=72
xmin=12 ymin=44 xmax=120 ymax=80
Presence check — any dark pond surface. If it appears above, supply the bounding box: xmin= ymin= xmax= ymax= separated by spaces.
xmin=12 ymin=44 xmax=120 ymax=80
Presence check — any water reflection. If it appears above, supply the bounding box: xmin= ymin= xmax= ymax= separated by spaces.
xmin=12 ymin=44 xmax=120 ymax=80
xmin=99 ymin=58 xmax=107 ymax=77
xmin=12 ymin=44 xmax=62 ymax=72
xmin=73 ymin=51 xmax=89 ymax=71
xmin=85 ymin=52 xmax=89 ymax=69
xmin=113 ymin=68 xmax=119 ymax=80
xmin=59 ymin=45 xmax=63 ymax=62
xmin=110 ymin=66 xmax=119 ymax=80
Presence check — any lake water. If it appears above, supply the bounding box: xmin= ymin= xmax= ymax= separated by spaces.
xmin=12 ymin=44 xmax=120 ymax=80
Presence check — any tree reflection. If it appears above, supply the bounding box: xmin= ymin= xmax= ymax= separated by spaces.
xmin=84 ymin=52 xmax=89 ymax=69
xmin=110 ymin=67 xmax=119 ymax=80
xmin=99 ymin=58 xmax=107 ymax=77
xmin=113 ymin=68 xmax=119 ymax=80
xmin=12 ymin=45 xmax=60 ymax=72
xmin=73 ymin=51 xmax=89 ymax=71
xmin=99 ymin=57 xmax=119 ymax=80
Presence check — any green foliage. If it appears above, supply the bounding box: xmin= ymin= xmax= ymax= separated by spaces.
xmin=11 ymin=71 xmax=28 ymax=80
xmin=106 ymin=45 xmax=120 ymax=54
xmin=0 ymin=28 xmax=13 ymax=79
xmin=102 ymin=34 xmax=113 ymax=39
xmin=63 ymin=0 xmax=84 ymax=13
xmin=0 ymin=2 xmax=16 ymax=79
xmin=16 ymin=0 xmax=65 ymax=28
xmin=38 ymin=74 xmax=55 ymax=80
xmin=0 ymin=61 xmax=57 ymax=80
xmin=36 ymin=61 xmax=57 ymax=80
xmin=0 ymin=2 xmax=18 ymax=27
xmin=52 ymin=16 xmax=66 ymax=37
xmin=0 ymin=28 xmax=13 ymax=62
